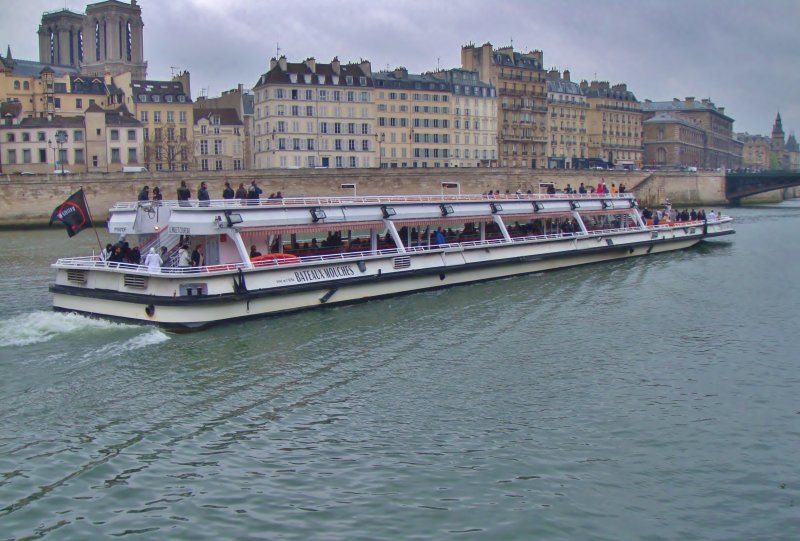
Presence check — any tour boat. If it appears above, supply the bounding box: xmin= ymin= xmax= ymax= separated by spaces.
xmin=51 ymin=192 xmax=734 ymax=331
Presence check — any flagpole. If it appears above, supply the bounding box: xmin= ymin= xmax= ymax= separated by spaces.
xmin=80 ymin=186 xmax=104 ymax=255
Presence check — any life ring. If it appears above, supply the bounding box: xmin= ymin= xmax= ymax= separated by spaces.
xmin=251 ymin=253 xmax=301 ymax=266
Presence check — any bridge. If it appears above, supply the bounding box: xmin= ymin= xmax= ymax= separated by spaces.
xmin=726 ymin=171 xmax=800 ymax=204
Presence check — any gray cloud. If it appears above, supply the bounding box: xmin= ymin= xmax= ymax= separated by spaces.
xmin=3 ymin=0 xmax=798 ymax=135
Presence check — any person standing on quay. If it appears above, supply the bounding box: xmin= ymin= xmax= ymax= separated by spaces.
xmin=222 ymin=181 xmax=235 ymax=199
xmin=198 ymin=182 xmax=210 ymax=207
xmin=177 ymin=181 xmax=191 ymax=206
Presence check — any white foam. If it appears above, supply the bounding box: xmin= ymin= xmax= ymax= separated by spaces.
xmin=0 ymin=311 xmax=137 ymax=347
xmin=90 ymin=327 xmax=170 ymax=358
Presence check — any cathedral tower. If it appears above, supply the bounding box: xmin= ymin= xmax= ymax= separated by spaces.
xmin=37 ymin=0 xmax=147 ymax=79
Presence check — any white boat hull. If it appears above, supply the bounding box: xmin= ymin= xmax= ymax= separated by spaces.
xmin=52 ymin=232 xmax=709 ymax=331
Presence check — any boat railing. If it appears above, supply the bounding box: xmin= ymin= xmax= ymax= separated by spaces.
xmin=55 ymin=218 xmax=720 ymax=274
xmin=110 ymin=192 xmax=635 ymax=211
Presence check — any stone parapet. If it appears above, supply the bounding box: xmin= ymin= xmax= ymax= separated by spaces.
xmin=0 ymin=169 xmax=738 ymax=227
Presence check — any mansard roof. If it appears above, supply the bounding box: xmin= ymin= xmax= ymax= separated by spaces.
xmin=12 ymin=115 xmax=86 ymax=129
xmin=583 ymin=84 xmax=638 ymax=102
xmin=71 ymin=75 xmax=119 ymax=95
xmin=491 ymin=50 xmax=542 ymax=70
xmin=644 ymin=111 xmax=702 ymax=130
xmin=5 ymin=59 xmax=79 ymax=77
xmin=642 ymin=98 xmax=731 ymax=120
xmin=104 ymin=105 xmax=141 ymax=126
xmin=194 ymin=107 xmax=243 ymax=126
xmin=546 ymin=78 xmax=584 ymax=96
xmin=131 ymin=80 xmax=191 ymax=104
xmin=373 ymin=71 xmax=449 ymax=92
xmin=255 ymin=58 xmax=373 ymax=88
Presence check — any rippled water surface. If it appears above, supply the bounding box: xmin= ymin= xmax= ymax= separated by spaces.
xmin=1 ymin=202 xmax=799 ymax=540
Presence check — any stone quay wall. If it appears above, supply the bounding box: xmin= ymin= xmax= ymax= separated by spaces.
xmin=0 ymin=168 xmax=784 ymax=228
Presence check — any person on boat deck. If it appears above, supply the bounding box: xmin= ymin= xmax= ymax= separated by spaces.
xmin=235 ymin=183 xmax=248 ymax=199
xmin=177 ymin=181 xmax=191 ymax=206
xmin=247 ymin=180 xmax=263 ymax=204
xmin=138 ymin=185 xmax=150 ymax=201
xmin=434 ymin=227 xmax=446 ymax=245
xmin=160 ymin=246 xmax=169 ymax=267
xmin=191 ymin=245 xmax=205 ymax=267
xmin=107 ymin=246 xmax=125 ymax=264
xmin=152 ymin=186 xmax=163 ymax=202
xmin=144 ymin=247 xmax=161 ymax=271
xmin=250 ymin=245 xmax=262 ymax=258
xmin=198 ymin=182 xmax=210 ymax=206
xmin=707 ymin=209 xmax=717 ymax=221
xmin=177 ymin=244 xmax=191 ymax=268
xmin=311 ymin=238 xmax=319 ymax=249
xmin=611 ymin=183 xmax=619 ymax=195
xmin=101 ymin=243 xmax=113 ymax=261
xmin=222 ymin=181 xmax=235 ymax=199
xmin=579 ymin=183 xmax=587 ymax=194
xmin=128 ymin=246 xmax=141 ymax=265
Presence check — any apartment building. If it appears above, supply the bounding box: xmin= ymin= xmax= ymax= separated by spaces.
xmin=461 ymin=42 xmax=548 ymax=168
xmin=582 ymin=81 xmax=643 ymax=168
xmin=545 ymin=69 xmax=588 ymax=169
xmin=193 ymin=108 xmax=245 ymax=172
xmin=431 ymin=68 xmax=497 ymax=168
xmin=252 ymin=56 xmax=376 ymax=169
xmin=118 ymin=72 xmax=194 ymax=171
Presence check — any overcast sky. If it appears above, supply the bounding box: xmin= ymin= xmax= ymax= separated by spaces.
xmin=3 ymin=0 xmax=798 ymax=136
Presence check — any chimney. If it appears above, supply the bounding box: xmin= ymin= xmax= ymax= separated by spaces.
xmin=331 ymin=56 xmax=340 ymax=74
xmin=718 ymin=107 xmax=724 ymax=115
xmin=393 ymin=66 xmax=408 ymax=79
xmin=278 ymin=56 xmax=287 ymax=71
xmin=685 ymin=96 xmax=695 ymax=107
xmin=305 ymin=57 xmax=316 ymax=72
xmin=104 ymin=71 xmax=112 ymax=86
xmin=359 ymin=60 xmax=372 ymax=77
xmin=563 ymin=69 xmax=570 ymax=82
xmin=270 ymin=57 xmax=277 ymax=70
xmin=547 ymin=68 xmax=559 ymax=80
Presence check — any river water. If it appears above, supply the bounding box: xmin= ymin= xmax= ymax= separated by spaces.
xmin=1 ymin=201 xmax=798 ymax=540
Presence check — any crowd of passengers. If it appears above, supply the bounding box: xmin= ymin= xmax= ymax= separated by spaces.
xmin=483 ymin=181 xmax=627 ymax=197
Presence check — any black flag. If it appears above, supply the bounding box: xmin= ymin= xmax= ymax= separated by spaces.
xmin=49 ymin=188 xmax=93 ymax=237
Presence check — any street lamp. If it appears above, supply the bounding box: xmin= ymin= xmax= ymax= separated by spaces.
xmin=376 ymin=133 xmax=385 ymax=169
xmin=49 ymin=130 xmax=68 ymax=174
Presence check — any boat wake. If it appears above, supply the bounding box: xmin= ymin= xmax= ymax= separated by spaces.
xmin=0 ymin=311 xmax=167 ymax=348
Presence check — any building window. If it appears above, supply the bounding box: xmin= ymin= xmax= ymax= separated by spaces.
xmin=111 ymin=148 xmax=120 ymax=163
xmin=215 ymin=160 xmax=223 ymax=170
xmin=127 ymin=129 xmax=136 ymax=141
xmin=74 ymin=149 xmax=85 ymax=164
xmin=214 ymin=140 xmax=222 ymax=154
xmin=7 ymin=149 xmax=16 ymax=164
xmin=349 ymin=156 xmax=357 ymax=167
xmin=233 ymin=159 xmax=242 ymax=170
xmin=23 ymin=149 xmax=32 ymax=163
xmin=38 ymin=132 xmax=46 ymax=142
xmin=154 ymin=111 xmax=161 ymax=123
xmin=128 ymin=148 xmax=137 ymax=163
xmin=6 ymin=133 xmax=14 ymax=143
xmin=141 ymin=111 xmax=148 ymax=122
xmin=201 ymin=159 xmax=208 ymax=171
xmin=39 ymin=149 xmax=47 ymax=163
xmin=76 ymin=98 xmax=83 ymax=109
xmin=180 ymin=127 xmax=187 ymax=140
xmin=73 ymin=130 xmax=83 ymax=142
xmin=200 ymin=140 xmax=208 ymax=155
xmin=167 ymin=111 xmax=174 ymax=123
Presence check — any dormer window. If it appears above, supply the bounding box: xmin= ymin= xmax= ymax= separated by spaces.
xmin=303 ymin=74 xmax=312 ymax=84
xmin=152 ymin=94 xmax=160 ymax=102
xmin=165 ymin=95 xmax=174 ymax=103
xmin=346 ymin=75 xmax=353 ymax=85
xmin=289 ymin=73 xmax=298 ymax=83
xmin=332 ymin=75 xmax=339 ymax=85
xmin=138 ymin=94 xmax=147 ymax=102
xmin=177 ymin=95 xmax=186 ymax=103
xmin=318 ymin=74 xmax=326 ymax=85
xmin=359 ymin=76 xmax=366 ymax=86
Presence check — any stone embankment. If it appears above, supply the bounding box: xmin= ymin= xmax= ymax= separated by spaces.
xmin=0 ymin=168 xmax=786 ymax=228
